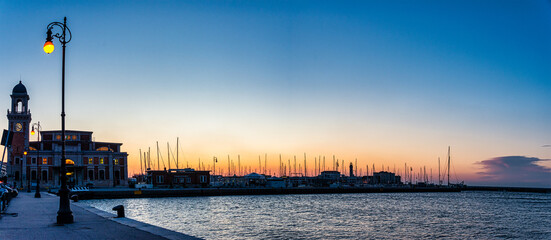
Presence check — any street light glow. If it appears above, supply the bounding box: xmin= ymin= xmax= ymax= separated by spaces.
xmin=43 ymin=41 xmax=54 ymax=54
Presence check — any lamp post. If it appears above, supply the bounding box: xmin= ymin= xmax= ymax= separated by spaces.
xmin=31 ymin=122 xmax=41 ymax=198
xmin=44 ymin=17 xmax=74 ymax=224
xmin=24 ymin=150 xmax=30 ymax=192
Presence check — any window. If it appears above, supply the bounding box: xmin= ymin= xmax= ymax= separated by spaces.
xmin=72 ymin=135 xmax=77 ymax=140
xmin=42 ymin=158 xmax=47 ymax=165
xmin=157 ymin=175 xmax=164 ymax=183
xmin=15 ymin=158 xmax=19 ymax=164
xmin=100 ymin=158 xmax=104 ymax=165
xmin=96 ymin=147 xmax=113 ymax=152
xmin=200 ymin=175 xmax=207 ymax=183
xmin=88 ymin=170 xmax=94 ymax=180
xmin=113 ymin=159 xmax=119 ymax=165
xmin=32 ymin=158 xmax=36 ymax=164
xmin=88 ymin=158 xmax=93 ymax=164
xmin=99 ymin=170 xmax=105 ymax=180
xmin=42 ymin=170 xmax=47 ymax=181
xmin=16 ymin=101 xmax=23 ymax=113
xmin=31 ymin=170 xmax=37 ymax=180
xmin=56 ymin=135 xmax=61 ymax=140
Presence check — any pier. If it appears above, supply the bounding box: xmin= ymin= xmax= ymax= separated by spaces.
xmin=0 ymin=192 xmax=200 ymax=240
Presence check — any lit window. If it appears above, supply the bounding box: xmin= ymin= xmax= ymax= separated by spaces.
xmin=114 ymin=159 xmax=119 ymax=165
xmin=88 ymin=158 xmax=93 ymax=164
xmin=56 ymin=135 xmax=61 ymax=140
xmin=96 ymin=147 xmax=113 ymax=152
xmin=100 ymin=158 xmax=104 ymax=164
xmin=72 ymin=135 xmax=77 ymax=140
xmin=42 ymin=158 xmax=47 ymax=164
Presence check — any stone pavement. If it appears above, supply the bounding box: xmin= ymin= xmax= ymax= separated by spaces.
xmin=0 ymin=192 xmax=201 ymax=240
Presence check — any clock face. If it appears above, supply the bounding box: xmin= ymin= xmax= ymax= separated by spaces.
xmin=15 ymin=123 xmax=22 ymax=132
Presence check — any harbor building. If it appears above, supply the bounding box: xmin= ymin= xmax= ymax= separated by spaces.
xmin=147 ymin=168 xmax=210 ymax=188
xmin=4 ymin=81 xmax=128 ymax=189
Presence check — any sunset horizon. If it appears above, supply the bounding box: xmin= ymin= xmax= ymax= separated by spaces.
xmin=2 ymin=0 xmax=550 ymax=188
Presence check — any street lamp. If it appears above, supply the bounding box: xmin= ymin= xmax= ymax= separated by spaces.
xmin=24 ymin=150 xmax=30 ymax=192
xmin=44 ymin=17 xmax=74 ymax=224
xmin=31 ymin=122 xmax=41 ymax=198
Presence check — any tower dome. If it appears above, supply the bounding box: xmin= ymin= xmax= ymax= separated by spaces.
xmin=12 ymin=81 xmax=28 ymax=95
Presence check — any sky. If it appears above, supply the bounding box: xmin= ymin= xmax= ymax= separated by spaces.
xmin=1 ymin=0 xmax=550 ymax=187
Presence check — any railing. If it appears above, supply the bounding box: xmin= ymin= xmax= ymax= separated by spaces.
xmin=7 ymin=109 xmax=30 ymax=114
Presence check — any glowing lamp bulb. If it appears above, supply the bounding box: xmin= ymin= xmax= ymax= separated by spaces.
xmin=23 ymin=151 xmax=27 ymax=155
xmin=43 ymin=41 xmax=54 ymax=54
xmin=31 ymin=130 xmax=35 ymax=135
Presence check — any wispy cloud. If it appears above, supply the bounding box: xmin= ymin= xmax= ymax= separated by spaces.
xmin=476 ymin=156 xmax=551 ymax=188
xmin=542 ymin=145 xmax=551 ymax=148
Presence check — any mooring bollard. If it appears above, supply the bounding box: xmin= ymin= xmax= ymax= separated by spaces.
xmin=112 ymin=205 xmax=125 ymax=218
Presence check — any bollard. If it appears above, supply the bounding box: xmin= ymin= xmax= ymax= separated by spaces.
xmin=112 ymin=205 xmax=125 ymax=218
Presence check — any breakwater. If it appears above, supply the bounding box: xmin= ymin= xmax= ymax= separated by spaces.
xmin=465 ymin=186 xmax=551 ymax=193
xmin=74 ymin=186 xmax=461 ymax=200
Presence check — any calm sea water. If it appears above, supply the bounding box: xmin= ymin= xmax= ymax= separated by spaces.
xmin=82 ymin=191 xmax=551 ymax=239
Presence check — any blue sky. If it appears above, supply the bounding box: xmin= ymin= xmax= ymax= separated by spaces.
xmin=1 ymin=0 xmax=550 ymax=186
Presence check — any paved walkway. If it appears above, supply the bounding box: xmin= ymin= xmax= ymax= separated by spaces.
xmin=0 ymin=192 xmax=200 ymax=240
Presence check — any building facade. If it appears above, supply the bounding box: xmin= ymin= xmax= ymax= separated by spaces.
xmin=147 ymin=168 xmax=210 ymax=188
xmin=4 ymin=81 xmax=128 ymax=189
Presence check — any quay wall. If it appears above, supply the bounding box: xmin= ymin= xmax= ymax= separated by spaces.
xmin=74 ymin=186 xmax=461 ymax=200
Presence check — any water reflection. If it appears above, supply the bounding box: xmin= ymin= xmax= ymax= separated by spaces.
xmin=83 ymin=192 xmax=551 ymax=239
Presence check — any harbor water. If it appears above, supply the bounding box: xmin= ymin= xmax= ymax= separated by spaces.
xmin=83 ymin=191 xmax=551 ymax=239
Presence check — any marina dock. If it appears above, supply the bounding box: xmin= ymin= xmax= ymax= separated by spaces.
xmin=0 ymin=192 xmax=200 ymax=240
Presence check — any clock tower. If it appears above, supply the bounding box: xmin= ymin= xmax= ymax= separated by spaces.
xmin=7 ymin=81 xmax=31 ymax=184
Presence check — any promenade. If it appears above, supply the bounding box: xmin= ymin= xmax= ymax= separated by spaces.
xmin=0 ymin=192 xmax=200 ymax=240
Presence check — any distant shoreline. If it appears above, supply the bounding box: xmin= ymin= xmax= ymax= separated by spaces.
xmin=465 ymin=186 xmax=551 ymax=193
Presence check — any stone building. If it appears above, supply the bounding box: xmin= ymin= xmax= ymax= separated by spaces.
xmin=4 ymin=81 xmax=128 ymax=189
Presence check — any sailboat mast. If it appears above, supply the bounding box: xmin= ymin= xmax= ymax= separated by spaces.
xmin=167 ymin=142 xmax=170 ymax=170
xmin=176 ymin=137 xmax=179 ymax=169
xmin=447 ymin=146 xmax=450 ymax=186
xmin=304 ymin=153 xmax=306 ymax=177
xmin=156 ymin=141 xmax=160 ymax=170
xmin=139 ymin=148 xmax=143 ymax=175
xmin=279 ymin=154 xmax=282 ymax=177
xmin=438 ymin=157 xmax=441 ymax=185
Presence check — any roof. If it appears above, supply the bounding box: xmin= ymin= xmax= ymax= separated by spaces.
xmin=12 ymin=81 xmax=28 ymax=96
xmin=244 ymin=173 xmax=266 ymax=179
xmin=41 ymin=130 xmax=93 ymax=134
